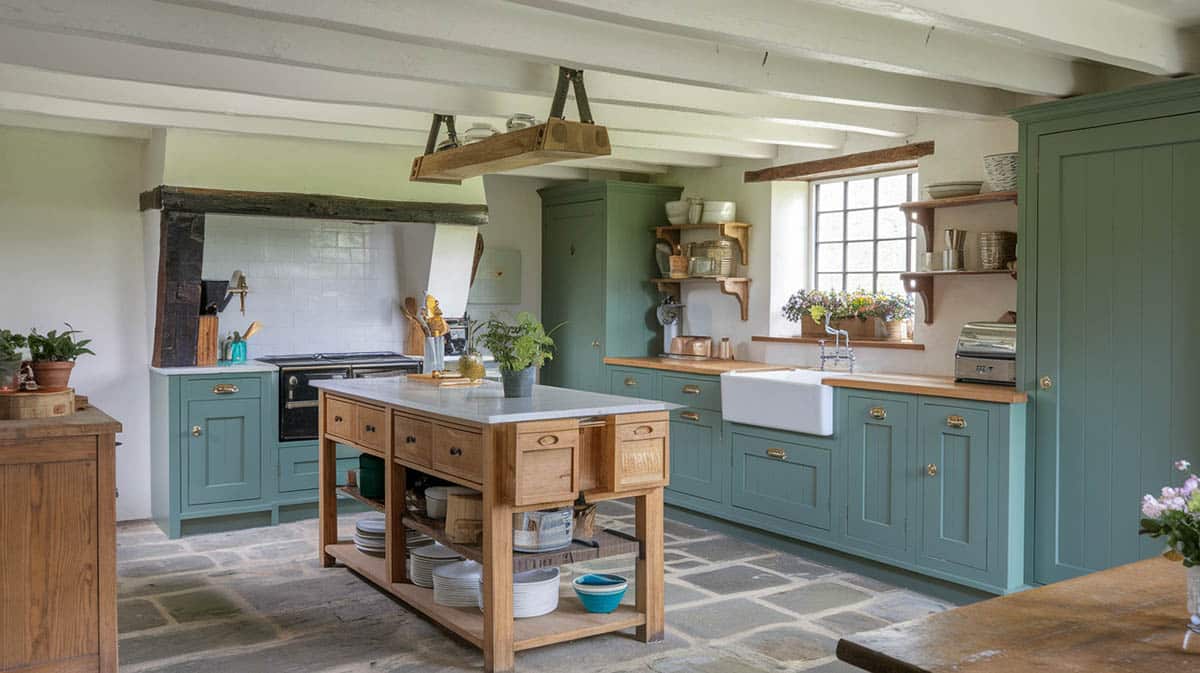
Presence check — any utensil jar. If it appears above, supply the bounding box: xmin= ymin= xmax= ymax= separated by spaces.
xmin=424 ymin=336 xmax=445 ymax=372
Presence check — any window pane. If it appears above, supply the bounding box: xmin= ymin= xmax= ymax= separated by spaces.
xmin=877 ymin=207 xmax=907 ymax=238
xmin=817 ymin=212 xmax=844 ymax=242
xmin=817 ymin=243 xmax=843 ymax=272
xmin=846 ymin=273 xmax=874 ymax=292
xmin=878 ymin=174 xmax=908 ymax=206
xmin=817 ymin=182 xmax=844 ymax=211
xmin=910 ymin=238 xmax=919 ymax=269
xmin=847 ymin=178 xmax=874 ymax=209
xmin=846 ymin=210 xmax=873 ymax=240
xmin=846 ymin=241 xmax=873 ymax=272
xmin=817 ymin=274 xmax=843 ymax=292
xmin=877 ymin=273 xmax=904 ymax=294
xmin=877 ymin=239 xmax=908 ymax=272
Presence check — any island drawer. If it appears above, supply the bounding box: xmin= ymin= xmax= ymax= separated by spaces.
xmin=356 ymin=404 xmax=387 ymax=452
xmin=506 ymin=419 xmax=579 ymax=506
xmin=324 ymin=396 xmax=357 ymax=442
xmin=432 ymin=423 xmax=484 ymax=483
xmin=393 ymin=412 xmax=433 ymax=468
xmin=605 ymin=411 xmax=670 ymax=492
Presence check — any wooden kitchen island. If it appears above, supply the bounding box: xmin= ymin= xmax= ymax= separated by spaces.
xmin=313 ymin=377 xmax=675 ymax=673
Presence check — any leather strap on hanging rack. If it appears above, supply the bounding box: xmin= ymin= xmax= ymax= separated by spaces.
xmin=549 ymin=67 xmax=595 ymax=124
xmin=424 ymin=113 xmax=460 ymax=154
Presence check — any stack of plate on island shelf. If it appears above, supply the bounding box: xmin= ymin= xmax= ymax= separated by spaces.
xmin=354 ymin=515 xmax=387 ymax=557
xmin=477 ymin=567 xmax=561 ymax=618
xmin=433 ymin=560 xmax=483 ymax=607
xmin=410 ymin=543 xmax=464 ymax=588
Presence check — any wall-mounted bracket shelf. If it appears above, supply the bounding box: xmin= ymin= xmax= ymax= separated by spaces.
xmin=900 ymin=191 xmax=1017 ymax=252
xmin=652 ymin=277 xmax=750 ymax=321
xmin=900 ymin=270 xmax=1015 ymax=324
xmin=653 ymin=222 xmax=751 ymax=265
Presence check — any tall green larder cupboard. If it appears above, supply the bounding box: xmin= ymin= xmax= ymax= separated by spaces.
xmin=1015 ymin=76 xmax=1200 ymax=585
xmin=539 ymin=181 xmax=683 ymax=392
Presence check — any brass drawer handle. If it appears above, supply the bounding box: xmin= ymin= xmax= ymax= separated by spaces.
xmin=624 ymin=377 xmax=638 ymax=387
xmin=191 ymin=425 xmax=202 ymax=437
xmin=681 ymin=384 xmax=702 ymax=395
xmin=766 ymin=447 xmax=787 ymax=461
xmin=680 ymin=411 xmax=700 ymax=422
xmin=947 ymin=415 xmax=967 ymax=429
xmin=926 ymin=463 xmax=938 ymax=477
xmin=212 ymin=383 xmax=239 ymax=395
xmin=869 ymin=407 xmax=887 ymax=420
xmin=633 ymin=425 xmax=654 ymax=436
xmin=449 ymin=447 xmax=463 ymax=456
xmin=537 ymin=434 xmax=559 ymax=446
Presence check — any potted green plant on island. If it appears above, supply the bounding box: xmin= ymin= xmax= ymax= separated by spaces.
xmin=27 ymin=324 xmax=94 ymax=390
xmin=0 ymin=329 xmax=27 ymax=392
xmin=477 ymin=312 xmax=562 ymax=398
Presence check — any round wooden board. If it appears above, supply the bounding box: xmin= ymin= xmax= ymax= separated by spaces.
xmin=0 ymin=388 xmax=76 ymax=420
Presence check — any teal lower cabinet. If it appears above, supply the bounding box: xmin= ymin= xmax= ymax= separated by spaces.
xmin=604 ymin=363 xmax=1027 ymax=593
xmin=151 ymin=369 xmax=366 ymax=538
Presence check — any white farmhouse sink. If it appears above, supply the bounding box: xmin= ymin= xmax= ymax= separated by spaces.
xmin=720 ymin=369 xmax=847 ymax=436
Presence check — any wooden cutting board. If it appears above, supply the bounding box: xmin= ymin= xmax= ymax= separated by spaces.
xmin=196 ymin=315 xmax=219 ymax=366
xmin=0 ymin=388 xmax=76 ymax=420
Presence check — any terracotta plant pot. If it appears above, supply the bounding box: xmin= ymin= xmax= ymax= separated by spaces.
xmin=884 ymin=320 xmax=909 ymax=341
xmin=30 ymin=360 xmax=75 ymax=391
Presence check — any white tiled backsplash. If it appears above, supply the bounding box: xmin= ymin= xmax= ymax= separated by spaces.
xmin=202 ymin=215 xmax=405 ymax=357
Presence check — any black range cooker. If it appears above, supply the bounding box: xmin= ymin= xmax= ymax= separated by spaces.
xmin=258 ymin=351 xmax=422 ymax=442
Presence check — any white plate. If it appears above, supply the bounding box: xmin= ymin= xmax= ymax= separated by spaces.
xmin=356 ymin=515 xmax=386 ymax=535
xmin=411 ymin=542 xmax=463 ymax=560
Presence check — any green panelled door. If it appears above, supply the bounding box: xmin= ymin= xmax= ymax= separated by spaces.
xmin=668 ymin=408 xmax=724 ymax=502
xmin=919 ymin=402 xmax=991 ymax=571
xmin=1034 ymin=112 xmax=1200 ymax=583
xmin=186 ymin=398 xmax=263 ymax=505
xmin=844 ymin=395 xmax=914 ymax=554
xmin=541 ymin=199 xmax=606 ymax=392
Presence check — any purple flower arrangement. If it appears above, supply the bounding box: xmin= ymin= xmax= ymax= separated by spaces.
xmin=1140 ymin=459 xmax=1200 ymax=566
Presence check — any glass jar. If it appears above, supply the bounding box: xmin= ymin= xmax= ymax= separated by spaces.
xmin=457 ymin=350 xmax=486 ymax=382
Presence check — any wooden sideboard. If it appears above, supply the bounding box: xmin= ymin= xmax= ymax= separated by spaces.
xmin=0 ymin=404 xmax=121 ymax=673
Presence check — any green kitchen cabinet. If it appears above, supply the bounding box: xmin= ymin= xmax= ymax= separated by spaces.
xmin=843 ymin=393 xmax=916 ymax=558
xmin=277 ymin=441 xmax=360 ymax=494
xmin=184 ymin=397 xmax=263 ymax=506
xmin=917 ymin=400 xmax=991 ymax=571
xmin=668 ymin=406 xmax=725 ymax=503
xmin=1015 ymin=78 xmax=1200 ymax=584
xmin=729 ymin=424 xmax=833 ymax=531
xmin=540 ymin=181 xmax=683 ymax=393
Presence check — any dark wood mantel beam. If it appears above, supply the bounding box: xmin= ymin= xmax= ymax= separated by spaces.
xmin=140 ymin=186 xmax=489 ymax=225
xmin=744 ymin=141 xmax=934 ymax=183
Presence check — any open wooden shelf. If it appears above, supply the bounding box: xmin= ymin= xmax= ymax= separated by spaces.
xmin=654 ymin=222 xmax=751 ymax=265
xmin=410 ymin=119 xmax=611 ymax=183
xmin=899 ymin=191 xmax=1018 ymax=252
xmin=652 ymin=277 xmax=750 ymax=321
xmin=326 ymin=543 xmax=645 ymax=652
xmin=900 ymin=269 xmax=1016 ymax=324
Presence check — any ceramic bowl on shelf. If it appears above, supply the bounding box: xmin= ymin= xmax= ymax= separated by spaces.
xmin=506 ymin=113 xmax=539 ymax=131
xmin=664 ymin=200 xmax=689 ymax=225
xmin=462 ymin=123 xmax=500 ymax=144
xmin=573 ymin=573 xmax=628 ymax=614
xmin=983 ymin=153 xmax=1018 ymax=191
xmin=699 ymin=200 xmax=736 ymax=224
xmin=925 ymin=181 xmax=983 ymax=199
xmin=425 ymin=485 xmax=479 ymax=519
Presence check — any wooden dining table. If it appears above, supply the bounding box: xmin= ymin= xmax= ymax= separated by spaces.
xmin=838 ymin=557 xmax=1199 ymax=672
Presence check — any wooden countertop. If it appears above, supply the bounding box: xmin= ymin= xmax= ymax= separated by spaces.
xmin=838 ymin=557 xmax=1194 ymax=673
xmin=603 ymin=356 xmax=788 ymax=376
xmin=0 ymin=404 xmax=122 ymax=441
xmin=823 ymin=373 xmax=1028 ymax=404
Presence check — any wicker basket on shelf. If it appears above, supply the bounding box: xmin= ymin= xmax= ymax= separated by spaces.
xmin=978 ymin=231 xmax=1017 ymax=270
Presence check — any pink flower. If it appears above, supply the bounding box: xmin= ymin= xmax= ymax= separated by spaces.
xmin=1143 ymin=494 xmax=1167 ymax=518
xmin=1184 ymin=476 xmax=1200 ymax=498
xmin=1175 ymin=459 xmax=1192 ymax=472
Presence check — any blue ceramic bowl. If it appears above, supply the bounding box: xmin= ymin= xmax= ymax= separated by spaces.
xmin=572 ymin=573 xmax=628 ymax=613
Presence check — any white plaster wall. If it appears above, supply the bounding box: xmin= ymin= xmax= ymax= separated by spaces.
xmin=471 ymin=175 xmax=552 ymax=321
xmin=0 ymin=126 xmax=152 ymax=520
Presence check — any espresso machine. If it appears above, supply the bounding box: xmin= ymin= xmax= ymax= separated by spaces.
xmin=655 ymin=297 xmax=684 ymax=355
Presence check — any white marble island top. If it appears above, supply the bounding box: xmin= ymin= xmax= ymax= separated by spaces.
xmin=312 ymin=376 xmax=677 ymax=424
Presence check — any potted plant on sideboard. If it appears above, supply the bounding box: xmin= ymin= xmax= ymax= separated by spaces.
xmin=0 ymin=329 xmax=27 ymax=392
xmin=27 ymin=324 xmax=94 ymax=390
xmin=477 ymin=312 xmax=562 ymax=398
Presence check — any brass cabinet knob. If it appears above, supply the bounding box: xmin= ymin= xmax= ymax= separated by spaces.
xmin=946 ymin=415 xmax=967 ymax=429
xmin=212 ymin=383 xmax=239 ymax=395
xmin=681 ymin=384 xmax=702 ymax=395
xmin=926 ymin=463 xmax=938 ymax=477
xmin=1040 ymin=375 xmax=1053 ymax=390
xmin=869 ymin=407 xmax=887 ymax=420
xmin=592 ymin=339 xmax=601 ymax=349
xmin=766 ymin=447 xmax=787 ymax=461
xmin=191 ymin=425 xmax=202 ymax=437
xmin=624 ymin=377 xmax=638 ymax=387
xmin=405 ymin=435 xmax=417 ymax=444
xmin=680 ymin=411 xmax=700 ymax=422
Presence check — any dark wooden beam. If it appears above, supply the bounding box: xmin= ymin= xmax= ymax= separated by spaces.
xmin=139 ymin=186 xmax=489 ymax=225
xmin=744 ymin=141 xmax=935 ymax=183
xmin=151 ymin=211 xmax=205 ymax=368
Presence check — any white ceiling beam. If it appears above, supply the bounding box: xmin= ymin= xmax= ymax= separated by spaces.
xmin=608 ymin=130 xmax=775 ymax=160
xmin=0 ymin=23 xmax=827 ymax=157
xmin=162 ymin=0 xmax=1034 ymax=116
xmin=509 ymin=0 xmax=1108 ymax=96
xmin=0 ymin=108 xmax=151 ymax=140
xmin=817 ymin=0 xmax=1200 ymax=75
xmin=496 ymin=165 xmax=590 ymax=180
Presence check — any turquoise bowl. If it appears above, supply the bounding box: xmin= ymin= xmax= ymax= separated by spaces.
xmin=572 ymin=573 xmax=628 ymax=614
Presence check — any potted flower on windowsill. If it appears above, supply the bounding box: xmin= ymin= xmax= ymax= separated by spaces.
xmin=0 ymin=329 xmax=27 ymax=392
xmin=1140 ymin=459 xmax=1200 ymax=627
xmin=27 ymin=324 xmax=95 ymax=391
xmin=477 ymin=312 xmax=562 ymax=398
xmin=865 ymin=293 xmax=915 ymax=341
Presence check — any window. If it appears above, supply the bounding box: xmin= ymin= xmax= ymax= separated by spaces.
xmin=813 ymin=171 xmax=919 ymax=294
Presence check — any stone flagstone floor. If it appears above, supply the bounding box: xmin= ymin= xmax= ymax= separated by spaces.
xmin=116 ymin=500 xmax=954 ymax=672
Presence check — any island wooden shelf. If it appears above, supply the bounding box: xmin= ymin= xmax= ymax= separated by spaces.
xmin=900 ymin=190 xmax=1018 ymax=252
xmin=900 ymin=270 xmax=1015 ymax=324
xmin=652 ymin=277 xmax=750 ymax=321
xmin=338 ymin=485 xmax=385 ymax=512
xmin=653 ymin=222 xmax=751 ymax=265
xmin=326 ymin=543 xmax=645 ymax=652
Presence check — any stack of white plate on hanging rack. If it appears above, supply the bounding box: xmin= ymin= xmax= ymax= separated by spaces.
xmin=477 ymin=567 xmax=561 ymax=618
xmin=354 ymin=515 xmax=387 ymax=557
xmin=410 ymin=543 xmax=464 ymax=588
xmin=433 ymin=560 xmax=483 ymax=607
